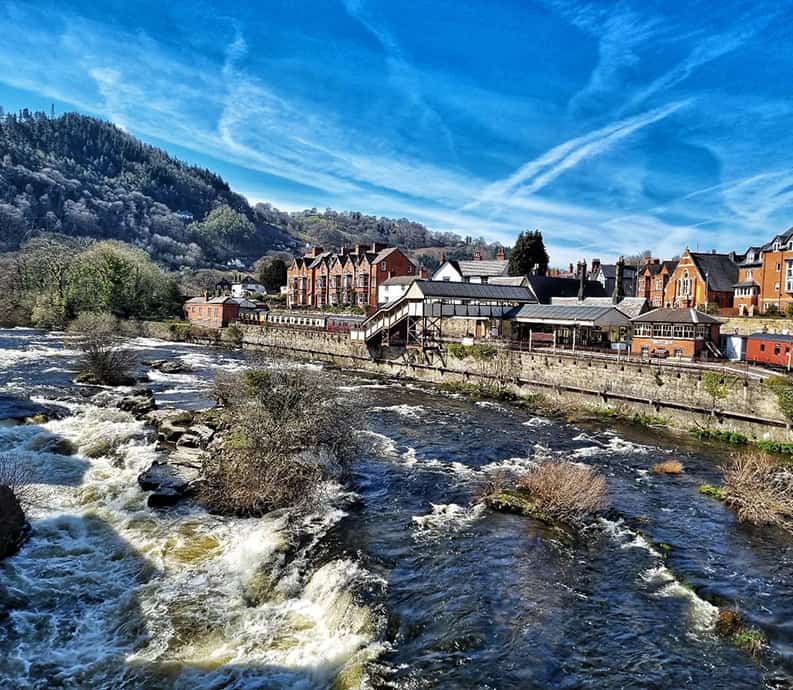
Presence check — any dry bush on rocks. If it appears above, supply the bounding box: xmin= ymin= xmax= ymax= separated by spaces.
xmin=200 ymin=368 xmax=358 ymax=517
xmin=68 ymin=312 xmax=137 ymax=385
xmin=652 ymin=460 xmax=683 ymax=475
xmin=723 ymin=452 xmax=793 ymax=532
xmin=518 ymin=462 xmax=607 ymax=525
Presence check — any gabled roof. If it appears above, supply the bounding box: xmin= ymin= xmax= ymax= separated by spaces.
xmin=505 ymin=303 xmax=631 ymax=327
xmin=689 ymin=253 xmax=739 ymax=292
xmin=526 ymin=276 xmax=608 ymax=303
xmin=308 ymin=251 xmax=333 ymax=269
xmin=642 ymin=260 xmax=678 ymax=276
xmin=632 ymin=308 xmax=721 ymax=324
xmin=455 ymin=259 xmax=509 ymax=277
xmin=372 ymin=246 xmax=400 ymax=263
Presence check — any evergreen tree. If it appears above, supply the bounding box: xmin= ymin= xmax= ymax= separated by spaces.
xmin=508 ymin=230 xmax=549 ymax=276
xmin=258 ymin=258 xmax=287 ymax=292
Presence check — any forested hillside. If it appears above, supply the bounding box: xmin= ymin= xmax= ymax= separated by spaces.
xmin=0 ymin=109 xmax=493 ymax=268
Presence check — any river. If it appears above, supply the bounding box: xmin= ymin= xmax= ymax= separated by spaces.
xmin=0 ymin=328 xmax=791 ymax=689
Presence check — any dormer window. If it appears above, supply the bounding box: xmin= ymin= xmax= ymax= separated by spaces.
xmin=774 ymin=241 xmax=781 ymax=251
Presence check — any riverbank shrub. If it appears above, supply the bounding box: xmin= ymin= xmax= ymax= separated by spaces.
xmin=200 ymin=368 xmax=357 ymax=516
xmin=517 ymin=462 xmax=607 ymax=526
xmin=765 ymin=376 xmax=793 ymax=423
xmin=68 ymin=312 xmax=138 ymax=385
xmin=446 ymin=343 xmax=498 ymax=361
xmin=722 ymin=452 xmax=793 ymax=532
xmin=690 ymin=428 xmax=749 ymax=445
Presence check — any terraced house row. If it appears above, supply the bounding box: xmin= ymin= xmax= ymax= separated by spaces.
xmin=636 ymin=225 xmax=793 ymax=315
xmin=286 ymin=243 xmax=420 ymax=310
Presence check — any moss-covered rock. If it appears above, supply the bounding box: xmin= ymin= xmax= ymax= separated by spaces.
xmin=698 ymin=484 xmax=726 ymax=500
xmin=483 ymin=490 xmax=554 ymax=524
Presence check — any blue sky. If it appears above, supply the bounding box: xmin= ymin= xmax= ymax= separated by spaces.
xmin=2 ymin=0 xmax=793 ymax=266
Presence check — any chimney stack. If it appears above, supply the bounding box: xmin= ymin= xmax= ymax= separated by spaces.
xmin=473 ymin=248 xmax=482 ymax=261
xmin=577 ymin=260 xmax=587 ymax=300
xmin=569 ymin=262 xmax=574 ymax=274
xmin=496 ymin=246 xmax=506 ymax=261
xmin=613 ymin=255 xmax=625 ymax=304
xmin=591 ymin=258 xmax=601 ymax=276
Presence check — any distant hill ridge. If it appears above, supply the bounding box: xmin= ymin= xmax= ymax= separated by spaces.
xmin=0 ymin=109 xmax=491 ymax=268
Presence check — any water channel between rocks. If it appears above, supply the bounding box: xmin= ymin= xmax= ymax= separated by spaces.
xmin=1 ymin=328 xmax=791 ymax=689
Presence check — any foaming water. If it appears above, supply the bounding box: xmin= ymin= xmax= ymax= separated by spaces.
xmin=2 ymin=331 xmax=793 ymax=689
xmin=0 ymin=336 xmax=383 ymax=689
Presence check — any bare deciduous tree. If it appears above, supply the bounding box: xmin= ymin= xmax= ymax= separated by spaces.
xmin=201 ymin=368 xmax=358 ymax=516
xmin=68 ymin=312 xmax=137 ymax=385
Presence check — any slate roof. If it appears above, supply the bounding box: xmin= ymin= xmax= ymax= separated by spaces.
xmin=643 ymin=259 xmax=678 ymax=276
xmin=526 ymin=276 xmax=608 ymax=303
xmin=689 ymin=253 xmax=739 ymax=292
xmin=632 ymin=308 xmax=721 ymax=324
xmin=595 ymin=264 xmax=638 ymax=279
xmin=551 ymin=296 xmax=649 ymax=319
xmin=414 ymin=281 xmax=534 ymax=301
xmin=381 ymin=275 xmax=418 ymax=286
xmin=733 ymin=279 xmax=759 ymax=288
xmin=505 ymin=303 xmax=631 ymax=326
xmin=453 ymin=259 xmax=510 ymax=277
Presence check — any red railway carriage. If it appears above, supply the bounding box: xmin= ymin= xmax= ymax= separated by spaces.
xmin=746 ymin=332 xmax=793 ymax=369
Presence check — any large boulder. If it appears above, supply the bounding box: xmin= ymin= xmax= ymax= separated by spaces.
xmin=0 ymin=485 xmax=30 ymax=560
xmin=138 ymin=447 xmax=205 ymax=508
xmin=118 ymin=392 xmax=156 ymax=417
xmin=176 ymin=425 xmax=215 ymax=449
xmin=144 ymin=359 xmax=189 ymax=374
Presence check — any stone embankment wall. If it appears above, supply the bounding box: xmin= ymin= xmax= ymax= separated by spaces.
xmin=240 ymin=325 xmax=791 ymax=440
xmin=721 ymin=316 xmax=793 ymax=336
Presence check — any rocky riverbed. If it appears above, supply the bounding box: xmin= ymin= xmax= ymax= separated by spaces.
xmin=2 ymin=328 xmax=793 ymax=689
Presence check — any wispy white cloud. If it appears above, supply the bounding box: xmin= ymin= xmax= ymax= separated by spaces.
xmin=466 ymin=99 xmax=690 ymax=209
xmin=1 ymin=0 xmax=793 ymax=270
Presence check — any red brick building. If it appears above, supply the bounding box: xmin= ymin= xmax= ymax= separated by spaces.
xmin=630 ymin=307 xmax=722 ymax=360
xmin=636 ymin=258 xmax=678 ymax=307
xmin=286 ymin=243 xmax=418 ymax=310
xmin=663 ymin=250 xmax=738 ymax=313
xmin=184 ymin=295 xmax=241 ymax=328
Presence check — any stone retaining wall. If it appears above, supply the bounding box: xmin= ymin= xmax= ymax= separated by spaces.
xmin=240 ymin=325 xmax=792 ymax=441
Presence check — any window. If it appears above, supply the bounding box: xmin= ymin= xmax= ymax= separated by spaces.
xmin=760 ymin=343 xmax=766 ymax=352
xmin=674 ymin=348 xmax=684 ymax=357
xmin=786 ymin=260 xmax=793 ymax=292
xmin=380 ymin=261 xmax=387 ymax=270
xmin=775 ymin=344 xmax=781 ymax=356
xmin=747 ymin=269 xmax=753 ymax=279
xmin=775 ymin=282 xmax=781 ymax=292
xmin=677 ymin=269 xmax=691 ymax=297
xmin=777 ymin=263 xmax=782 ymax=272
xmin=407 ymin=265 xmax=414 ymax=273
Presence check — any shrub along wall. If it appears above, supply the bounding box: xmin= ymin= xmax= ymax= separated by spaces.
xmin=240 ymin=325 xmax=791 ymax=440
